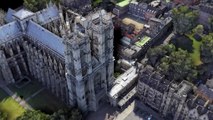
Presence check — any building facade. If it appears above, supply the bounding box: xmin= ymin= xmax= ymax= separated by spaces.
xmin=137 ymin=66 xmax=213 ymax=120
xmin=0 ymin=4 xmax=114 ymax=112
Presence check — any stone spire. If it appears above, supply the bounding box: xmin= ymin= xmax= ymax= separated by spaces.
xmin=65 ymin=12 xmax=71 ymax=34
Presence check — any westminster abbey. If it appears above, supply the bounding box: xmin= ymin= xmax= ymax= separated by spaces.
xmin=0 ymin=3 xmax=114 ymax=112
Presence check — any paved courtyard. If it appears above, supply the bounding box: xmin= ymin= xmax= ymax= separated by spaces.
xmin=124 ymin=100 xmax=163 ymax=120
xmin=86 ymin=99 xmax=163 ymax=120
xmin=86 ymin=101 xmax=118 ymax=120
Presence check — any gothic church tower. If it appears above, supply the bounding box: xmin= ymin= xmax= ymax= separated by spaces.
xmin=63 ymin=10 xmax=114 ymax=112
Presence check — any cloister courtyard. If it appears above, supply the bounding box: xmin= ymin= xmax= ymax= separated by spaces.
xmin=0 ymin=79 xmax=67 ymax=120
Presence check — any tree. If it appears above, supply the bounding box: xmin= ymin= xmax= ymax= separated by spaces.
xmin=192 ymin=25 xmax=204 ymax=35
xmin=0 ymin=9 xmax=5 ymax=26
xmin=0 ymin=111 xmax=7 ymax=120
xmin=24 ymin=0 xmax=60 ymax=12
xmin=50 ymin=108 xmax=82 ymax=120
xmin=92 ymin=0 xmax=102 ymax=6
xmin=147 ymin=44 xmax=176 ymax=66
xmin=200 ymin=33 xmax=213 ymax=64
xmin=158 ymin=48 xmax=197 ymax=82
xmin=172 ymin=6 xmax=199 ymax=34
xmin=209 ymin=17 xmax=213 ymax=32
xmin=17 ymin=110 xmax=50 ymax=120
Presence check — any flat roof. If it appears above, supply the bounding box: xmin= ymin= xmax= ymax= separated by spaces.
xmin=135 ymin=36 xmax=151 ymax=47
xmin=116 ymin=0 xmax=130 ymax=7
xmin=118 ymin=87 xmax=136 ymax=107
xmin=109 ymin=67 xmax=138 ymax=98
xmin=122 ymin=17 xmax=144 ymax=32
xmin=13 ymin=9 xmax=34 ymax=20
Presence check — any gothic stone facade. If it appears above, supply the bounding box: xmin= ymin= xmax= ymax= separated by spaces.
xmin=0 ymin=4 xmax=114 ymax=112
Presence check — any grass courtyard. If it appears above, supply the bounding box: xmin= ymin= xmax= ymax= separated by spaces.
xmin=8 ymin=80 xmax=43 ymax=99
xmin=28 ymin=90 xmax=67 ymax=114
xmin=6 ymin=80 xmax=66 ymax=114
xmin=0 ymin=88 xmax=9 ymax=101
xmin=186 ymin=34 xmax=203 ymax=66
xmin=116 ymin=0 xmax=131 ymax=7
xmin=135 ymin=36 xmax=151 ymax=47
xmin=0 ymin=97 xmax=25 ymax=120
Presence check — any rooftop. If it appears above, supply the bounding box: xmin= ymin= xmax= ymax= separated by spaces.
xmin=118 ymin=87 xmax=136 ymax=107
xmin=139 ymin=66 xmax=169 ymax=93
xmin=13 ymin=9 xmax=34 ymax=20
xmin=2 ymin=5 xmax=64 ymax=57
xmin=4 ymin=8 xmax=16 ymax=23
xmin=0 ymin=21 xmax=22 ymax=44
xmin=116 ymin=0 xmax=131 ymax=7
xmin=26 ymin=21 xmax=64 ymax=56
xmin=122 ymin=17 xmax=144 ymax=32
xmin=135 ymin=36 xmax=151 ymax=47
xmin=5 ymin=5 xmax=60 ymax=25
xmin=196 ymin=84 xmax=213 ymax=101
xmin=175 ymin=81 xmax=193 ymax=97
xmin=109 ymin=67 xmax=138 ymax=98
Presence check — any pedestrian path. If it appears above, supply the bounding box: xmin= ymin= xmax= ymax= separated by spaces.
xmin=115 ymin=101 xmax=135 ymax=120
xmin=25 ymin=87 xmax=45 ymax=102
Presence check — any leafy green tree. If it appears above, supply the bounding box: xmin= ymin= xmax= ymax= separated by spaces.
xmin=147 ymin=44 xmax=176 ymax=66
xmin=192 ymin=25 xmax=204 ymax=35
xmin=209 ymin=17 xmax=213 ymax=32
xmin=92 ymin=0 xmax=102 ymax=6
xmin=200 ymin=33 xmax=213 ymax=64
xmin=51 ymin=109 xmax=66 ymax=120
xmin=0 ymin=111 xmax=7 ymax=120
xmin=158 ymin=48 xmax=197 ymax=82
xmin=69 ymin=109 xmax=82 ymax=120
xmin=17 ymin=110 xmax=50 ymax=120
xmin=172 ymin=6 xmax=199 ymax=34
xmin=24 ymin=0 xmax=60 ymax=12
xmin=50 ymin=108 xmax=82 ymax=120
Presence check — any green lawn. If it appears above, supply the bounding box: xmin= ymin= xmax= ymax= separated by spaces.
xmin=0 ymin=88 xmax=9 ymax=101
xmin=8 ymin=80 xmax=43 ymax=99
xmin=7 ymin=80 xmax=66 ymax=114
xmin=0 ymin=97 xmax=25 ymax=120
xmin=187 ymin=34 xmax=202 ymax=66
xmin=28 ymin=90 xmax=67 ymax=114
xmin=135 ymin=36 xmax=151 ymax=47
xmin=116 ymin=0 xmax=130 ymax=7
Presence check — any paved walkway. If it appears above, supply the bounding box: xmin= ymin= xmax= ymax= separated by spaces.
xmin=115 ymin=101 xmax=136 ymax=120
xmin=163 ymin=32 xmax=175 ymax=45
xmin=86 ymin=102 xmax=118 ymax=120
xmin=25 ymin=87 xmax=45 ymax=102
